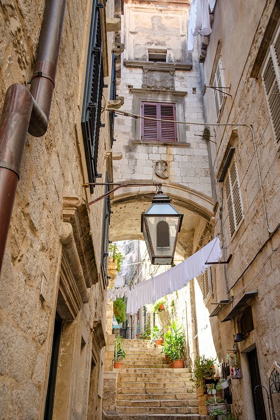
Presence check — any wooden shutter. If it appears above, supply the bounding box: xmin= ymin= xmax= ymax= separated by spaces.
xmin=142 ymin=103 xmax=158 ymax=140
xmin=81 ymin=3 xmax=104 ymax=193
xmin=262 ymin=29 xmax=280 ymax=143
xmin=160 ymin=104 xmax=176 ymax=142
xmin=141 ymin=102 xmax=176 ymax=142
xmin=225 ymin=160 xmax=243 ymax=237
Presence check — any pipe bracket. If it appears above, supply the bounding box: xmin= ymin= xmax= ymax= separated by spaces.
xmin=31 ymin=71 xmax=55 ymax=87
xmin=0 ymin=160 xmax=20 ymax=179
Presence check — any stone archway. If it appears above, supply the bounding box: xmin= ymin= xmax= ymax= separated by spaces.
xmin=110 ymin=183 xmax=214 ymax=258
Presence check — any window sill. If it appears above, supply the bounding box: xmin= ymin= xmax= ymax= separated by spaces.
xmin=131 ymin=140 xmax=190 ymax=147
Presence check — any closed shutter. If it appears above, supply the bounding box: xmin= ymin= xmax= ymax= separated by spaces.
xmin=160 ymin=104 xmax=176 ymax=141
xmin=142 ymin=103 xmax=158 ymax=140
xmin=262 ymin=29 xmax=280 ymax=143
xmin=225 ymin=160 xmax=243 ymax=237
xmin=141 ymin=102 xmax=176 ymax=142
xmin=81 ymin=3 xmax=104 ymax=193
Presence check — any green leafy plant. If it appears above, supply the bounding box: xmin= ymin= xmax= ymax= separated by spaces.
xmin=113 ymin=298 xmax=126 ymax=324
xmin=109 ymin=244 xmax=124 ymax=271
xmin=152 ymin=325 xmax=163 ymax=340
xmin=162 ymin=320 xmax=185 ymax=362
xmin=153 ymin=299 xmax=166 ymax=313
xmin=140 ymin=325 xmax=151 ymax=340
xmin=114 ymin=336 xmax=126 ymax=361
xmin=192 ymin=355 xmax=216 ymax=388
xmin=209 ymin=409 xmax=227 ymax=420
xmin=223 ymin=415 xmax=238 ymax=420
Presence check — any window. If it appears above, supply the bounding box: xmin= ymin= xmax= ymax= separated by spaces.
xmin=100 ymin=174 xmax=111 ymax=288
xmin=213 ymin=57 xmax=226 ymax=118
xmin=262 ymin=27 xmax=280 ymax=143
xmin=148 ymin=52 xmax=167 ymax=63
xmin=225 ymin=159 xmax=243 ymax=237
xmin=81 ymin=2 xmax=104 ymax=194
xmin=141 ymin=102 xmax=177 ymax=142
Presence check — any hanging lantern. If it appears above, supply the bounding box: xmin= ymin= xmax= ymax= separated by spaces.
xmin=141 ymin=188 xmax=184 ymax=265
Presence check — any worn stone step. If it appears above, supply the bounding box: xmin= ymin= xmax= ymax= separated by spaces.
xmin=121 ymin=364 xmax=170 ymax=369
xmin=118 ymin=386 xmax=195 ymax=395
xmin=117 ymin=374 xmax=192 ymax=382
xmin=103 ymin=412 xmax=209 ymax=420
xmin=120 ymin=368 xmax=191 ymax=374
xmin=117 ymin=399 xmax=197 ymax=408
xmin=118 ymin=379 xmax=194 ymax=387
xmin=117 ymin=393 xmax=194 ymax=402
xmin=116 ymin=406 xmax=199 ymax=415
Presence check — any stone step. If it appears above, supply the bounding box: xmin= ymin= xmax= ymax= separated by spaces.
xmin=118 ymin=378 xmax=194 ymax=386
xmin=119 ymin=368 xmax=191 ymax=374
xmin=118 ymin=386 xmax=195 ymax=395
xmin=117 ymin=372 xmax=192 ymax=379
xmin=103 ymin=412 xmax=209 ymax=420
xmin=116 ymin=407 xmax=199 ymax=415
xmin=117 ymin=399 xmax=197 ymax=408
xmin=125 ymin=354 xmax=164 ymax=360
xmin=117 ymin=394 xmax=194 ymax=401
xmin=121 ymin=364 xmax=170 ymax=369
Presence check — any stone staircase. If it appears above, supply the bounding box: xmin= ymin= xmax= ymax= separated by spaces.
xmin=103 ymin=339 xmax=209 ymax=420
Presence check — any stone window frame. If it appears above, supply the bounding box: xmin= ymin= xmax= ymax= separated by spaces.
xmin=131 ymin=89 xmax=187 ymax=143
xmin=261 ymin=24 xmax=280 ymax=144
xmin=224 ymin=158 xmax=244 ymax=239
xmin=141 ymin=102 xmax=177 ymax=142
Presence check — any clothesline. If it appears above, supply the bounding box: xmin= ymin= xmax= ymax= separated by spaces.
xmin=107 ymin=237 xmax=222 ymax=315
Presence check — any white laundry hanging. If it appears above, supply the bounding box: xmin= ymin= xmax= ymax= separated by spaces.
xmin=188 ymin=0 xmax=212 ymax=51
xmin=122 ymin=237 xmax=222 ymax=315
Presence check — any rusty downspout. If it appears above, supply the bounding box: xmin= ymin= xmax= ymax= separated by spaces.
xmin=0 ymin=0 xmax=67 ymax=274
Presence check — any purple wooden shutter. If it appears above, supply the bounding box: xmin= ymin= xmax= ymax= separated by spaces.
xmin=142 ymin=103 xmax=158 ymax=140
xmin=160 ymin=104 xmax=176 ymax=142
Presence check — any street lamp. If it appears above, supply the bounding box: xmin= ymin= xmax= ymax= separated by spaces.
xmin=141 ymin=188 xmax=184 ymax=265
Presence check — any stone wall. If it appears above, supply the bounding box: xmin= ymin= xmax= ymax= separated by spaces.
xmin=202 ymin=0 xmax=280 ymax=418
xmin=0 ymin=0 xmax=118 ymax=418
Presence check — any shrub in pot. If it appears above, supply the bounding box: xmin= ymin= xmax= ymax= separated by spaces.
xmin=114 ymin=336 xmax=126 ymax=368
xmin=192 ymin=355 xmax=216 ymax=390
xmin=163 ymin=320 xmax=185 ymax=368
xmin=152 ymin=325 xmax=163 ymax=346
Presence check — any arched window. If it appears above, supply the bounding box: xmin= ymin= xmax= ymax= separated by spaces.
xmin=157 ymin=221 xmax=170 ymax=248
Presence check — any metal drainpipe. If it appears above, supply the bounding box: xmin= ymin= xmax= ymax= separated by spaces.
xmin=0 ymin=0 xmax=67 ymax=275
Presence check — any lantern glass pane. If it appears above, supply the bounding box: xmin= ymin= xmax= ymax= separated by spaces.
xmin=145 ymin=215 xmax=180 ymax=259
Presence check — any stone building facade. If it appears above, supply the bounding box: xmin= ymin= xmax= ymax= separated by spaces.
xmin=200 ymin=0 xmax=280 ymax=418
xmin=109 ymin=0 xmax=280 ymax=419
xmin=0 ymin=0 xmax=122 ymax=418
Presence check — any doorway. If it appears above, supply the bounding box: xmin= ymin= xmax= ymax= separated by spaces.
xmin=44 ymin=314 xmax=62 ymax=420
xmin=247 ymin=347 xmax=267 ymax=420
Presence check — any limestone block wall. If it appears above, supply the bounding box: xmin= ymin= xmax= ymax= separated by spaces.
xmin=202 ymin=0 xmax=280 ymax=418
xmin=0 ymin=0 xmax=117 ymax=418
xmin=112 ymin=2 xmax=212 ymax=199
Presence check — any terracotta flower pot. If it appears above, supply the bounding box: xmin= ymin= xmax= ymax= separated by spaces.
xmin=159 ymin=304 xmax=165 ymax=311
xmin=155 ymin=339 xmax=163 ymax=347
xmin=114 ymin=361 xmax=123 ymax=369
xmin=173 ymin=360 xmax=184 ymax=368
xmin=169 ymin=362 xmax=174 ymax=368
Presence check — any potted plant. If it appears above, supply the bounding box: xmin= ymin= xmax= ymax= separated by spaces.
xmin=139 ymin=325 xmax=151 ymax=340
xmin=152 ymin=325 xmax=163 ymax=346
xmin=216 ymin=378 xmax=229 ymax=390
xmin=163 ymin=320 xmax=185 ymax=368
xmin=153 ymin=299 xmax=166 ymax=313
xmin=109 ymin=244 xmax=124 ymax=271
xmin=207 ymin=383 xmax=216 ymax=395
xmin=192 ymin=355 xmax=216 ymax=390
xmin=114 ymin=336 xmax=126 ymax=369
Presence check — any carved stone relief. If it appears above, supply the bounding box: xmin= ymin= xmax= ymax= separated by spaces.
xmin=142 ymin=69 xmax=175 ymax=90
xmin=155 ymin=160 xmax=169 ymax=179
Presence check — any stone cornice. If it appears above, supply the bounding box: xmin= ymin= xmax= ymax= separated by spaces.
xmin=129 ymin=87 xmax=188 ymax=97
xmin=124 ymin=60 xmax=192 ymax=71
